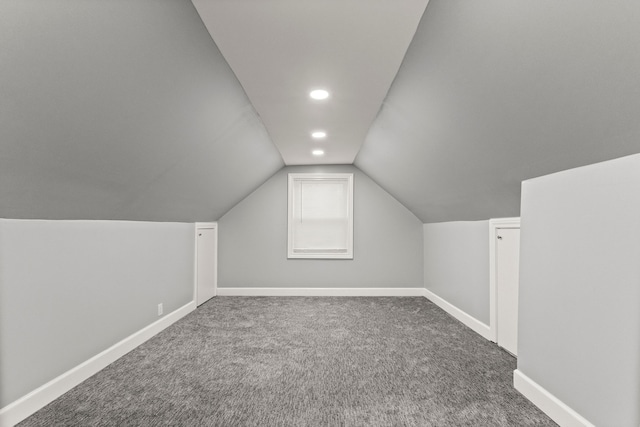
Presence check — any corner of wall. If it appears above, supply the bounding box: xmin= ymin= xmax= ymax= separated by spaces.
xmin=0 ymin=302 xmax=195 ymax=426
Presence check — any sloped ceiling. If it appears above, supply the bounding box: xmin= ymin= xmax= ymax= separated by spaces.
xmin=2 ymin=0 xmax=640 ymax=224
xmin=0 ymin=0 xmax=283 ymax=222
xmin=356 ymin=0 xmax=640 ymax=222
xmin=191 ymin=0 xmax=429 ymax=165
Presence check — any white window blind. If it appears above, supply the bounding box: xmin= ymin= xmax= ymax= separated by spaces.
xmin=288 ymin=173 xmax=353 ymax=259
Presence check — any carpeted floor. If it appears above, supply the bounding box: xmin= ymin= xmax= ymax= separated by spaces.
xmin=19 ymin=297 xmax=556 ymax=426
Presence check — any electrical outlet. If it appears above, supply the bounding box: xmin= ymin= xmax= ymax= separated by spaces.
xmin=157 ymin=303 xmax=163 ymax=316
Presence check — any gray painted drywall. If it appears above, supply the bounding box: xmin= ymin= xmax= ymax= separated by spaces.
xmin=518 ymin=154 xmax=640 ymax=426
xmin=218 ymin=165 xmax=423 ymax=288
xmin=423 ymin=221 xmax=489 ymax=324
xmin=0 ymin=220 xmax=194 ymax=407
xmin=356 ymin=0 xmax=640 ymax=222
xmin=0 ymin=0 xmax=282 ymax=222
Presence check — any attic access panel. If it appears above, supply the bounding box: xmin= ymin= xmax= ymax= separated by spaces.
xmin=287 ymin=173 xmax=354 ymax=259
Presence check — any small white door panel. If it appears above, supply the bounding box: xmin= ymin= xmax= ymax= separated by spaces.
xmin=496 ymin=227 xmax=520 ymax=355
xmin=196 ymin=225 xmax=217 ymax=306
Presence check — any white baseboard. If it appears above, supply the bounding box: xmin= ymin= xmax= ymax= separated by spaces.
xmin=513 ymin=369 xmax=595 ymax=427
xmin=422 ymin=288 xmax=492 ymax=340
xmin=0 ymin=301 xmax=196 ymax=427
xmin=217 ymin=287 xmax=425 ymax=297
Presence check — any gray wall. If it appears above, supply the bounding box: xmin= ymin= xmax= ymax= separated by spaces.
xmin=356 ymin=0 xmax=640 ymax=222
xmin=0 ymin=220 xmax=194 ymax=407
xmin=518 ymin=154 xmax=640 ymax=426
xmin=423 ymin=221 xmax=489 ymax=324
xmin=218 ymin=165 xmax=423 ymax=288
xmin=0 ymin=0 xmax=282 ymax=222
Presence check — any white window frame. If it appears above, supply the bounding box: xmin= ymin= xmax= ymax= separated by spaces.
xmin=287 ymin=173 xmax=354 ymax=259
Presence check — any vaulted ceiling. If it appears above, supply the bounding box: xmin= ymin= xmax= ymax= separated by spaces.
xmin=357 ymin=0 xmax=640 ymax=222
xmin=0 ymin=0 xmax=283 ymax=222
xmin=191 ymin=0 xmax=429 ymax=165
xmin=1 ymin=0 xmax=639 ymax=223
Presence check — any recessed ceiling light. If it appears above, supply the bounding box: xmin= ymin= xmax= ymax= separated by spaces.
xmin=311 ymin=131 xmax=327 ymax=139
xmin=309 ymin=89 xmax=329 ymax=100
xmin=312 ymin=149 xmax=324 ymax=156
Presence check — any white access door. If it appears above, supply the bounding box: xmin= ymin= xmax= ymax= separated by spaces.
xmin=496 ymin=227 xmax=520 ymax=355
xmin=196 ymin=224 xmax=217 ymax=306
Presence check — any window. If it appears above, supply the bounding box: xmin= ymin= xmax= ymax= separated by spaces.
xmin=288 ymin=173 xmax=354 ymax=259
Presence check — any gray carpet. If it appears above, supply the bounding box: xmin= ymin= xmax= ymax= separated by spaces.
xmin=20 ymin=297 xmax=556 ymax=426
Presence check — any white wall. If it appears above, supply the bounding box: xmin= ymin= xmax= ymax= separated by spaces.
xmin=218 ymin=165 xmax=424 ymax=289
xmin=517 ymin=154 xmax=640 ymax=426
xmin=423 ymin=221 xmax=489 ymax=324
xmin=0 ymin=220 xmax=194 ymax=408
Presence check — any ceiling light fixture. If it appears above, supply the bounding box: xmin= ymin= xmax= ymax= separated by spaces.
xmin=309 ymin=89 xmax=329 ymax=100
xmin=312 ymin=149 xmax=325 ymax=156
xmin=311 ymin=131 xmax=327 ymax=139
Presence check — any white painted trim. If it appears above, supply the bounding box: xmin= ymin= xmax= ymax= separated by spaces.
xmin=217 ymin=287 xmax=425 ymax=297
xmin=192 ymin=223 xmax=198 ymax=303
xmin=195 ymin=222 xmax=218 ymax=306
xmin=488 ymin=217 xmax=520 ymax=342
xmin=195 ymin=222 xmax=217 ymax=229
xmin=514 ymin=370 xmax=595 ymax=427
xmin=423 ymin=288 xmax=492 ymax=340
xmin=0 ymin=301 xmax=196 ymax=427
